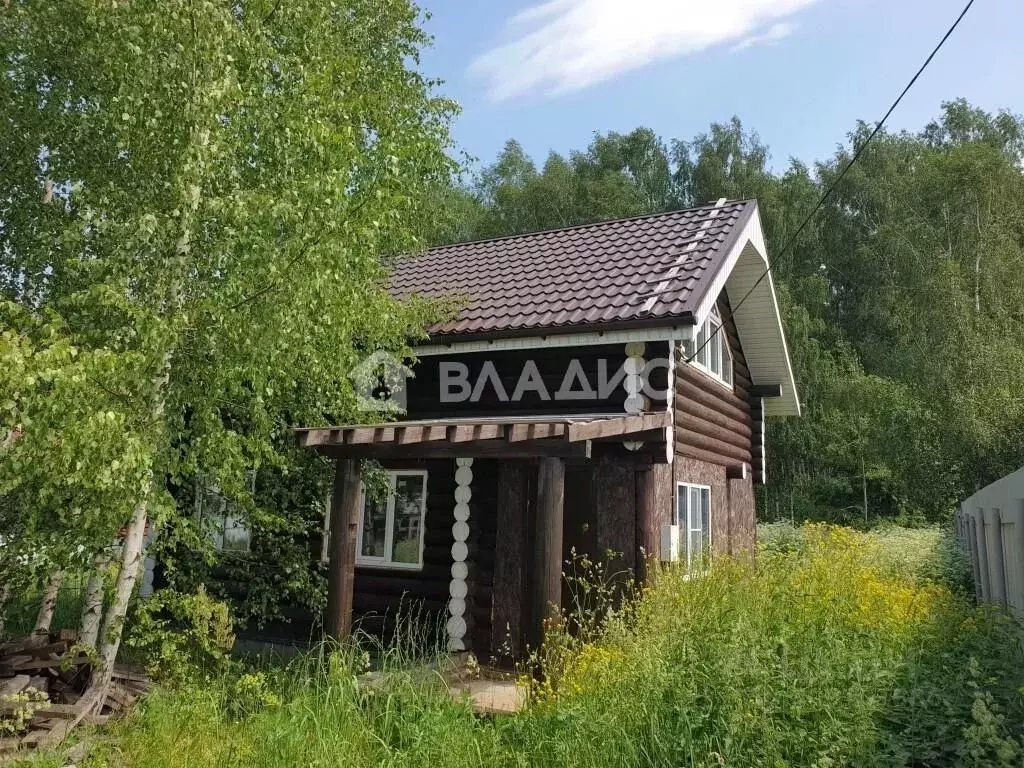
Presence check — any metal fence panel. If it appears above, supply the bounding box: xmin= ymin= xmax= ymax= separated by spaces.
xmin=958 ymin=469 xmax=1024 ymax=614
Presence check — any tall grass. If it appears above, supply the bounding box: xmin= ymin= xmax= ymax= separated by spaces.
xmin=23 ymin=525 xmax=1024 ymax=768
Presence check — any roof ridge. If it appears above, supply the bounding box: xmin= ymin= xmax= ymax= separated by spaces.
xmin=420 ymin=199 xmax=756 ymax=254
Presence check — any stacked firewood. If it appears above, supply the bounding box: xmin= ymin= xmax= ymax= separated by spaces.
xmin=0 ymin=631 xmax=148 ymax=755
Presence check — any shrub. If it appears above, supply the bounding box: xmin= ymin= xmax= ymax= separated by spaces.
xmin=0 ymin=687 xmax=48 ymax=736
xmin=126 ymin=586 xmax=235 ymax=684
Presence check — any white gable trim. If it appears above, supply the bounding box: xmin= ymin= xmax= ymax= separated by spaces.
xmin=692 ymin=206 xmax=800 ymax=417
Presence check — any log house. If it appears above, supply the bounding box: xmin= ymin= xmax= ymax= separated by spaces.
xmin=298 ymin=199 xmax=800 ymax=659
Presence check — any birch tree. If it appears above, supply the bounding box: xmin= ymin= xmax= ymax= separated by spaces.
xmin=79 ymin=552 xmax=110 ymax=648
xmin=1 ymin=0 xmax=455 ymax=703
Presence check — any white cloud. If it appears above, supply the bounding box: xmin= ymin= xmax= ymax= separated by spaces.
xmin=732 ymin=22 xmax=796 ymax=52
xmin=470 ymin=0 xmax=819 ymax=102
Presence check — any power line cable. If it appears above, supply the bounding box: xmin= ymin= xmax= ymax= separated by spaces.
xmin=686 ymin=0 xmax=978 ymax=366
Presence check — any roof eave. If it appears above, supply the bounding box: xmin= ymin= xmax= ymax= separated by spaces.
xmin=421 ymin=312 xmax=698 ymax=347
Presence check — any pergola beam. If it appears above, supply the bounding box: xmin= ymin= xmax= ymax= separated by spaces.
xmin=314 ymin=439 xmax=592 ymax=461
xmin=296 ymin=412 xmax=671 ymax=461
xmin=566 ymin=412 xmax=669 ymax=442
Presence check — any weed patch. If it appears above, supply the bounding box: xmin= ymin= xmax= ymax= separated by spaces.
xmin=20 ymin=525 xmax=1024 ymax=768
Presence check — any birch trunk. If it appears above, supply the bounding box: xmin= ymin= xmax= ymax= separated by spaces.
xmin=79 ymin=551 xmax=110 ymax=648
xmin=31 ymin=570 xmax=63 ymax=644
xmin=90 ymin=495 xmax=150 ymax=708
xmin=974 ymin=252 xmax=981 ymax=314
xmin=0 ymin=583 xmax=10 ymax=638
xmin=975 ymin=201 xmax=983 ymax=315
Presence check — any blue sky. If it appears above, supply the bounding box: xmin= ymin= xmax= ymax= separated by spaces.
xmin=418 ymin=0 xmax=1023 ymax=173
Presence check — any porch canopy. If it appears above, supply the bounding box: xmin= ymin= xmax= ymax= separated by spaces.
xmin=297 ymin=411 xmax=672 ymax=645
xmin=295 ymin=411 xmax=672 ymax=461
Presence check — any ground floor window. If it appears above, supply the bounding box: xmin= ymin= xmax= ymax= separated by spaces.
xmin=357 ymin=470 xmax=428 ymax=570
xmin=675 ymin=482 xmax=711 ymax=569
xmin=194 ymin=473 xmax=253 ymax=553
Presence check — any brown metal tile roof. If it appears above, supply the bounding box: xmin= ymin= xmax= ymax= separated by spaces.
xmin=388 ymin=199 xmax=756 ymax=340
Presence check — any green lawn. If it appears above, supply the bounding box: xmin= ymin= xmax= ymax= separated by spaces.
xmin=19 ymin=525 xmax=1024 ymax=768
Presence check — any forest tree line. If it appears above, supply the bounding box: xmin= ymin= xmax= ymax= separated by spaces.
xmin=425 ymin=100 xmax=1024 ymax=525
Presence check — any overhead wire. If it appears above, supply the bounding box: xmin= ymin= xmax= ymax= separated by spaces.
xmin=686 ymin=0 xmax=978 ymax=365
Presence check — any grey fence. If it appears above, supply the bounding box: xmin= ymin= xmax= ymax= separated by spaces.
xmin=956 ymin=466 xmax=1024 ymax=613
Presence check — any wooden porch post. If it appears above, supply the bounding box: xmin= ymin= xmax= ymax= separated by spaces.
xmin=492 ymin=461 xmax=530 ymax=659
xmin=533 ymin=457 xmax=565 ymax=646
xmin=326 ymin=458 xmax=361 ymax=639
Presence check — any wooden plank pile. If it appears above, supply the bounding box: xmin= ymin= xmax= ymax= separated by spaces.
xmin=0 ymin=632 xmax=148 ymax=756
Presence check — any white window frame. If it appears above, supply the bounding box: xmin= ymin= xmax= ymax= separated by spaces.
xmin=356 ymin=470 xmax=428 ymax=571
xmin=691 ymin=306 xmax=733 ymax=389
xmin=675 ymin=482 xmax=711 ymax=570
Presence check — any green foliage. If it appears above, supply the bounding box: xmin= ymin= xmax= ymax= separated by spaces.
xmin=518 ymin=548 xmax=636 ymax=687
xmin=0 ymin=0 xmax=458 ymax=637
xmin=0 ymin=687 xmax=49 ymax=737
xmin=155 ymin=450 xmax=331 ymax=629
xmin=761 ymin=521 xmax=975 ymax=596
xmin=0 ymin=309 xmax=149 ymax=585
xmin=225 ymin=671 xmax=282 ymax=720
xmin=126 ymin=587 xmax=235 ymax=685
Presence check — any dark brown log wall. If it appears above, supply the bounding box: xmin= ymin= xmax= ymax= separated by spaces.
xmin=674 ymin=334 xmax=755 ymax=470
xmin=468 ymin=460 xmax=498 ymax=656
xmin=593 ymin=457 xmax=638 ymax=575
xmin=674 ymin=295 xmax=759 ymax=553
xmin=491 ymin=461 xmax=532 ymax=661
xmin=352 ymin=459 xmax=499 ymax=656
xmin=674 ymin=294 xmax=754 ymax=462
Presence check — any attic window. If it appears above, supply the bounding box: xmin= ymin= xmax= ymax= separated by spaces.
xmin=693 ymin=307 xmax=733 ymax=387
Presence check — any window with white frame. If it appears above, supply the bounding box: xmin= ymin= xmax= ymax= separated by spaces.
xmin=692 ymin=306 xmax=733 ymax=387
xmin=357 ymin=471 xmax=428 ymax=570
xmin=675 ymin=482 xmax=711 ymax=570
xmin=194 ymin=473 xmax=253 ymax=553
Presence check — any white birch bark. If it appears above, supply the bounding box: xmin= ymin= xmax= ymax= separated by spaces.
xmin=91 ymin=495 xmax=150 ymax=706
xmin=32 ymin=570 xmax=63 ymax=643
xmin=975 ymin=201 xmax=983 ymax=315
xmin=89 ymin=350 xmax=172 ymax=707
xmin=0 ymin=583 xmax=10 ymax=638
xmin=79 ymin=551 xmax=110 ymax=648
